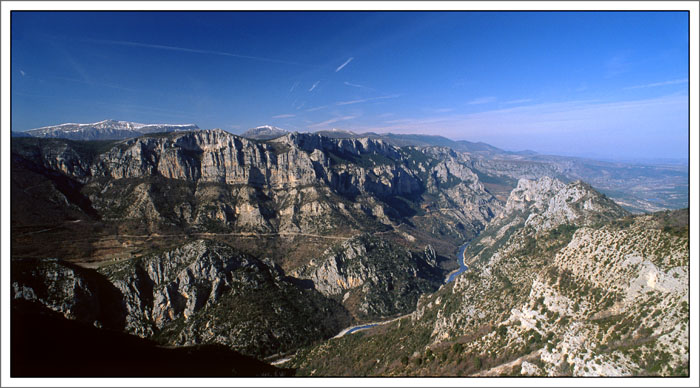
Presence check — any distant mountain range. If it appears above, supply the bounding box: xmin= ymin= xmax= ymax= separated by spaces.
xmin=240 ymin=125 xmax=508 ymax=156
xmin=240 ymin=125 xmax=289 ymax=140
xmin=14 ymin=120 xmax=523 ymax=157
xmin=18 ymin=119 xmax=200 ymax=141
xmin=12 ymin=120 xmax=687 ymax=213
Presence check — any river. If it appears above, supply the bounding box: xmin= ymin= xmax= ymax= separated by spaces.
xmin=269 ymin=242 xmax=471 ymax=365
xmin=333 ymin=242 xmax=470 ymax=339
xmin=444 ymin=242 xmax=469 ymax=284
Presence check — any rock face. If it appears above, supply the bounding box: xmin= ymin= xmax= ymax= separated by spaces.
xmin=501 ymin=177 xmax=629 ymax=231
xmin=289 ymin=189 xmax=688 ymax=377
xmin=11 ymin=130 xmax=500 ymax=244
xmin=252 ymin=130 xmax=688 ymax=215
xmin=23 ymin=120 xmax=200 ymax=141
xmin=100 ymin=240 xmax=350 ymax=358
xmin=12 ymin=258 xmax=126 ymax=330
xmin=469 ymin=154 xmax=688 ymax=214
xmin=465 ymin=177 xmax=629 ymax=267
xmin=12 ymin=240 xmax=351 ymax=359
xmin=293 ymin=235 xmax=443 ymax=320
xmin=423 ymin=210 xmax=689 ymax=377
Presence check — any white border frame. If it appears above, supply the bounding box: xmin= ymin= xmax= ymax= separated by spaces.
xmin=2 ymin=2 xmax=698 ymax=387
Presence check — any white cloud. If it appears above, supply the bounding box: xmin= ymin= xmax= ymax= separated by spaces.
xmin=343 ymin=81 xmax=372 ymax=90
xmin=359 ymin=94 xmax=688 ymax=158
xmin=305 ymin=105 xmax=329 ymax=112
xmin=88 ymin=38 xmax=307 ymax=66
xmin=308 ymin=81 xmax=320 ymax=92
xmin=624 ymin=78 xmax=688 ymax=90
xmin=20 ymin=70 xmax=26 ymax=76
xmin=335 ymin=57 xmax=354 ymax=72
xmin=503 ymin=98 xmax=533 ymax=105
xmin=336 ymin=94 xmax=400 ymax=106
xmin=50 ymin=75 xmax=142 ymax=93
xmin=272 ymin=114 xmax=295 ymax=119
xmin=466 ymin=96 xmax=497 ymax=105
xmin=383 ymin=118 xmax=414 ymax=124
xmin=424 ymin=107 xmax=454 ymax=113
xmin=310 ymin=115 xmax=358 ymax=128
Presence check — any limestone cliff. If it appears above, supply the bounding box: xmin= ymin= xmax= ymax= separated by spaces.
xmin=12 ymin=241 xmax=351 ymax=359
xmin=466 ymin=177 xmax=629 ymax=266
xmin=11 ymin=131 xmax=501 ymax=261
xmin=292 ymin=235 xmax=443 ymax=320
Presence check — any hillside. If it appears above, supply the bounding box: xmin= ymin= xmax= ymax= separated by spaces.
xmin=9 ymin=131 xmax=689 ymax=377
xmin=288 ymin=180 xmax=689 ymax=377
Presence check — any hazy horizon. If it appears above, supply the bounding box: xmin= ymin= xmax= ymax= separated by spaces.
xmin=11 ymin=11 xmax=689 ymax=160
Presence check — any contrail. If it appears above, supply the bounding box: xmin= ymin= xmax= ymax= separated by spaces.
xmin=335 ymin=57 xmax=354 ymax=72
xmin=87 ymin=39 xmax=309 ymax=66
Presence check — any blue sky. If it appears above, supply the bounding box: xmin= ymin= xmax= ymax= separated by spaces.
xmin=11 ymin=11 xmax=688 ymax=160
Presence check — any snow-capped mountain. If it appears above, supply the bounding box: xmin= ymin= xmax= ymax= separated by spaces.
xmin=23 ymin=120 xmax=200 ymax=141
xmin=313 ymin=128 xmax=358 ymax=138
xmin=240 ymin=125 xmax=289 ymax=140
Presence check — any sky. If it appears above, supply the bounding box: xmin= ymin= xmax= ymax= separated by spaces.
xmin=11 ymin=11 xmax=689 ymax=160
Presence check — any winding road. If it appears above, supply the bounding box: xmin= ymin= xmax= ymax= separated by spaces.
xmin=332 ymin=242 xmax=470 ymax=339
xmin=269 ymin=241 xmax=472 ymax=366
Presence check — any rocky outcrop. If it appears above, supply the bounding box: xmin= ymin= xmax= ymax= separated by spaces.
xmin=502 ymin=177 xmax=629 ymax=232
xmin=12 ymin=241 xmax=351 ymax=359
xmin=469 ymin=154 xmax=688 ymax=214
xmin=10 ymin=138 xmax=95 ymax=178
xmin=429 ymin=210 xmax=689 ymax=377
xmin=11 ymin=258 xmax=126 ymax=330
xmin=83 ymin=130 xmax=413 ymax=194
xmin=99 ymin=240 xmax=276 ymax=334
xmin=95 ymin=240 xmax=349 ymax=357
xmin=11 ymin=131 xmax=500 ymax=242
xmin=292 ymin=235 xmax=443 ymax=320
xmin=465 ymin=177 xmax=629 ymax=267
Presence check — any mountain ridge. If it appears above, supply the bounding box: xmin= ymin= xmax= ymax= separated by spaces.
xmin=240 ymin=125 xmax=289 ymax=140
xmin=22 ymin=119 xmax=200 ymax=141
xmin=15 ymin=120 xmax=688 ymax=213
